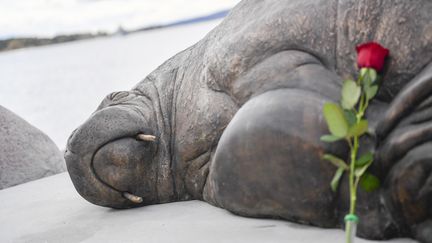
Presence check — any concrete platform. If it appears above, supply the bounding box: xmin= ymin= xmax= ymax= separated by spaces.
xmin=0 ymin=173 xmax=415 ymax=243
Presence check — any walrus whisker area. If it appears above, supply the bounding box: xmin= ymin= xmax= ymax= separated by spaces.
xmin=122 ymin=192 xmax=143 ymax=204
xmin=136 ymin=134 xmax=156 ymax=142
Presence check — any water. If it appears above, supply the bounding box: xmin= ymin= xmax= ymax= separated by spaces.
xmin=0 ymin=20 xmax=220 ymax=148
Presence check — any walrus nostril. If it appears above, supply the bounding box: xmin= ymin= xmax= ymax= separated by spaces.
xmin=136 ymin=134 xmax=157 ymax=142
xmin=123 ymin=192 xmax=143 ymax=203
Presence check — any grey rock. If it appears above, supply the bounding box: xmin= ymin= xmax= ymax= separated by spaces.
xmin=0 ymin=105 xmax=65 ymax=189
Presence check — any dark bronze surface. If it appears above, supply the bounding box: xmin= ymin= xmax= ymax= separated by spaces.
xmin=65 ymin=0 xmax=432 ymax=242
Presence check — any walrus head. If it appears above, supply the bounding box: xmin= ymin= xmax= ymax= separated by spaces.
xmin=65 ymin=91 xmax=160 ymax=208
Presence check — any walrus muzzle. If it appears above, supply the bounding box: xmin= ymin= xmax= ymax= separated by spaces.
xmin=65 ymin=105 xmax=157 ymax=208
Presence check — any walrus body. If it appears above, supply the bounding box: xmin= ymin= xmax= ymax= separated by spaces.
xmin=65 ymin=0 xmax=432 ymax=242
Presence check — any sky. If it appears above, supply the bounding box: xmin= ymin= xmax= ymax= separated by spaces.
xmin=0 ymin=0 xmax=240 ymax=39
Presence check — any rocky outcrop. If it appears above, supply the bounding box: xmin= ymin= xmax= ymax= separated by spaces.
xmin=0 ymin=105 xmax=65 ymax=189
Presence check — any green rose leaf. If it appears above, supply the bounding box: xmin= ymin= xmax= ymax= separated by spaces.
xmin=367 ymin=69 xmax=377 ymax=83
xmin=323 ymin=154 xmax=348 ymax=170
xmin=354 ymin=161 xmax=373 ymax=178
xmin=360 ymin=172 xmax=380 ymax=192
xmin=360 ymin=67 xmax=368 ymax=77
xmin=331 ymin=167 xmax=345 ymax=192
xmin=360 ymin=68 xmax=377 ymax=86
xmin=344 ymin=110 xmax=357 ymax=126
xmin=356 ymin=152 xmax=373 ymax=167
xmin=341 ymin=80 xmax=361 ymax=110
xmin=348 ymin=120 xmax=368 ymax=137
xmin=323 ymin=103 xmax=349 ymax=137
xmin=320 ymin=134 xmax=342 ymax=142
xmin=365 ymin=85 xmax=379 ymax=100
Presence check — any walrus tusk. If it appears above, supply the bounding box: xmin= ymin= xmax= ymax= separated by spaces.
xmin=123 ymin=192 xmax=143 ymax=203
xmin=136 ymin=134 xmax=156 ymax=142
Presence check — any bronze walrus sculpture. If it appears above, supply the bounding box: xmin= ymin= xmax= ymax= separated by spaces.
xmin=65 ymin=0 xmax=432 ymax=242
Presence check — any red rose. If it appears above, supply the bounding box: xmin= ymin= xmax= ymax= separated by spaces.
xmin=356 ymin=42 xmax=389 ymax=72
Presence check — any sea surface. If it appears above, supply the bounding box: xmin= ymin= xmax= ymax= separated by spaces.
xmin=0 ymin=20 xmax=220 ymax=148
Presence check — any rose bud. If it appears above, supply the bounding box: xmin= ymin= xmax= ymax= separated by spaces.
xmin=356 ymin=42 xmax=389 ymax=72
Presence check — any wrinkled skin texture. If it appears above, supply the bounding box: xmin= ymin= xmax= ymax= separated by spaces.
xmin=65 ymin=0 xmax=432 ymax=242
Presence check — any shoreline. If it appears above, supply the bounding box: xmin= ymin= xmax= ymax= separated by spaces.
xmin=0 ymin=9 xmax=229 ymax=53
